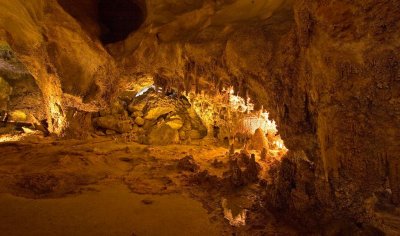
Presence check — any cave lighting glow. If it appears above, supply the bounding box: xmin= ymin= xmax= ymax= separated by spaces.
xmin=48 ymin=101 xmax=66 ymax=135
xmin=136 ymin=85 xmax=156 ymax=97
xmin=226 ymin=86 xmax=288 ymax=152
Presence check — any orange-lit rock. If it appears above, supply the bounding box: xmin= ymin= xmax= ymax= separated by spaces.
xmin=0 ymin=0 xmax=398 ymax=235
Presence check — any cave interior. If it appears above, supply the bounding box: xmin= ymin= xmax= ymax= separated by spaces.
xmin=0 ymin=0 xmax=399 ymax=235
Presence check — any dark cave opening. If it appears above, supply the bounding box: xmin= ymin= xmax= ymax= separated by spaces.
xmin=98 ymin=0 xmax=145 ymax=44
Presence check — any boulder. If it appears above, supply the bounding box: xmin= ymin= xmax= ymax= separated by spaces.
xmin=134 ymin=116 xmax=145 ymax=126
xmin=144 ymin=106 xmax=174 ymax=120
xmin=179 ymin=130 xmax=187 ymax=140
xmin=127 ymin=100 xmax=146 ymax=113
xmin=132 ymin=111 xmax=144 ymax=118
xmin=188 ymin=130 xmax=207 ymax=140
xmin=110 ymin=101 xmax=125 ymax=115
xmin=118 ymin=90 xmax=136 ymax=103
xmin=95 ymin=130 xmax=105 ymax=136
xmin=9 ymin=110 xmax=27 ymax=122
xmin=95 ymin=116 xmax=131 ymax=133
xmin=166 ymin=115 xmax=183 ymax=129
xmin=106 ymin=130 xmax=117 ymax=135
xmin=147 ymin=124 xmax=179 ymax=145
xmin=132 ymin=125 xmax=139 ymax=133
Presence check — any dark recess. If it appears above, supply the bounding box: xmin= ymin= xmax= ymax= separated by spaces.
xmin=99 ymin=0 xmax=145 ymax=44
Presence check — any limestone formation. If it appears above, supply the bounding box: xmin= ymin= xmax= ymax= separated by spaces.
xmin=243 ymin=154 xmax=260 ymax=183
xmin=0 ymin=0 xmax=398 ymax=234
xmin=249 ymin=128 xmax=269 ymax=151
xmin=228 ymin=158 xmax=244 ymax=188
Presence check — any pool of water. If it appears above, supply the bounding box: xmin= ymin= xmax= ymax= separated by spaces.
xmin=0 ymin=184 xmax=221 ymax=236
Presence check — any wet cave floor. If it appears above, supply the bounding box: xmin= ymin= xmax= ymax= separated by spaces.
xmin=0 ymin=135 xmax=298 ymax=236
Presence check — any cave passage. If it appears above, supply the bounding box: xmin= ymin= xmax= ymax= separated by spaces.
xmin=98 ymin=0 xmax=145 ymax=44
xmin=2 ymin=0 xmax=397 ymax=235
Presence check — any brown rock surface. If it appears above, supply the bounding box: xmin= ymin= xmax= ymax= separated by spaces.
xmin=147 ymin=124 xmax=180 ymax=145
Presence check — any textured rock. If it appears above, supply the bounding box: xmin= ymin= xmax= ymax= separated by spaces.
xmin=147 ymin=124 xmax=179 ymax=145
xmin=132 ymin=111 xmax=143 ymax=118
xmin=126 ymin=90 xmax=207 ymax=142
xmin=177 ymin=155 xmax=199 ymax=172
xmin=0 ymin=43 xmax=46 ymax=122
xmin=243 ymin=154 xmax=260 ymax=183
xmin=166 ymin=115 xmax=183 ymax=129
xmin=94 ymin=116 xmax=131 ymax=134
xmin=263 ymin=1 xmax=400 ymax=232
xmin=128 ymin=100 xmax=147 ymax=113
xmin=249 ymin=128 xmax=269 ymax=151
xmin=8 ymin=110 xmax=27 ymax=122
xmin=0 ymin=0 xmax=399 ymax=233
xmin=105 ymin=129 xmax=117 ymax=135
xmin=134 ymin=116 xmax=145 ymax=126
xmin=0 ymin=0 xmax=119 ymax=134
xmin=110 ymin=101 xmax=125 ymax=115
xmin=144 ymin=106 xmax=174 ymax=120
xmin=0 ymin=76 xmax=11 ymax=110
xmin=228 ymin=158 xmax=244 ymax=188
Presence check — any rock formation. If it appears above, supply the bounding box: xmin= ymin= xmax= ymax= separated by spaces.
xmin=0 ymin=0 xmax=399 ymax=234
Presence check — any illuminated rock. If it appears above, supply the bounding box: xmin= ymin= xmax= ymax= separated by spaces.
xmin=144 ymin=106 xmax=174 ymax=120
xmin=179 ymin=130 xmax=187 ymax=140
xmin=249 ymin=128 xmax=269 ymax=151
xmin=166 ymin=115 xmax=183 ymax=129
xmin=105 ymin=129 xmax=117 ymax=135
xmin=94 ymin=116 xmax=131 ymax=133
xmin=9 ymin=110 xmax=27 ymax=122
xmin=134 ymin=116 xmax=145 ymax=126
xmin=132 ymin=111 xmax=143 ymax=118
xmin=260 ymin=148 xmax=267 ymax=161
xmin=128 ymin=100 xmax=147 ymax=113
xmin=147 ymin=124 xmax=179 ymax=145
xmin=188 ymin=130 xmax=202 ymax=140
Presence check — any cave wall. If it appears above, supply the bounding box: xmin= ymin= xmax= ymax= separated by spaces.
xmin=108 ymin=0 xmax=400 ymax=230
xmin=0 ymin=43 xmax=45 ymax=122
xmin=0 ymin=0 xmax=120 ymax=133
xmin=266 ymin=0 xmax=400 ymax=231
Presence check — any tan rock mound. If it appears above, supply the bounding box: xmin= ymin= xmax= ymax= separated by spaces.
xmin=249 ymin=128 xmax=269 ymax=151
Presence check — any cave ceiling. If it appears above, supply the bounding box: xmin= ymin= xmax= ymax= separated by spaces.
xmin=0 ymin=0 xmax=295 ymax=106
xmin=54 ymin=0 xmax=293 ymax=112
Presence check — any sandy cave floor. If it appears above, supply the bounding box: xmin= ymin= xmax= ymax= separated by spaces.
xmin=0 ymin=135 xmax=298 ymax=236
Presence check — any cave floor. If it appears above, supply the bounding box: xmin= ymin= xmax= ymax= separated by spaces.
xmin=0 ymin=135 xmax=298 ymax=236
